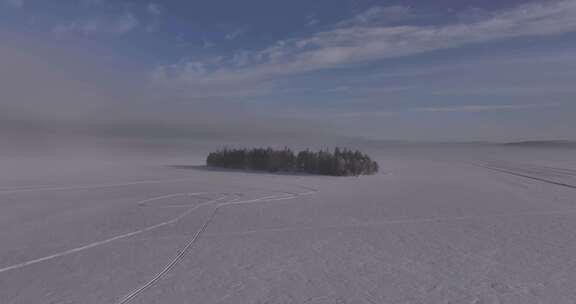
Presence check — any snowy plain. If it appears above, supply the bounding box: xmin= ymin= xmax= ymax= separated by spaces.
xmin=1 ymin=146 xmax=576 ymax=303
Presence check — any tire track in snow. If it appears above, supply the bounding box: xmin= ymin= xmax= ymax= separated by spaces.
xmin=0 ymin=192 xmax=222 ymax=274
xmin=481 ymin=161 xmax=576 ymax=177
xmin=116 ymin=202 xmax=224 ymax=304
xmin=474 ymin=163 xmax=576 ymax=190
xmin=116 ymin=189 xmax=317 ymax=304
xmin=470 ymin=161 xmax=576 ymax=300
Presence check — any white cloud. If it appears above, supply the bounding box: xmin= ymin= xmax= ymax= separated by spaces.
xmin=155 ymin=0 xmax=576 ymax=89
xmin=202 ymin=39 xmax=215 ymax=49
xmin=433 ymin=86 xmax=576 ymax=96
xmin=301 ymin=103 xmax=558 ymax=119
xmin=146 ymin=3 xmax=161 ymax=15
xmin=336 ymin=5 xmax=412 ymax=27
xmin=303 ymin=110 xmax=398 ymax=118
xmin=413 ymin=104 xmax=557 ymax=113
xmin=2 ymin=0 xmax=23 ymax=8
xmin=376 ymin=55 xmax=562 ymax=78
xmin=225 ymin=26 xmax=249 ymax=40
xmin=145 ymin=3 xmax=162 ymax=32
xmin=306 ymin=14 xmax=319 ymax=27
xmin=52 ymin=12 xmax=139 ymax=36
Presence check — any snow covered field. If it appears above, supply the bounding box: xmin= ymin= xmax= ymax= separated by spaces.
xmin=1 ymin=148 xmax=576 ymax=304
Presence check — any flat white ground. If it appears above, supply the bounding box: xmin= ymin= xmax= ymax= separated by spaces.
xmin=1 ymin=149 xmax=576 ymax=304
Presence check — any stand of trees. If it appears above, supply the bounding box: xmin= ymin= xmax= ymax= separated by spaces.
xmin=206 ymin=147 xmax=379 ymax=176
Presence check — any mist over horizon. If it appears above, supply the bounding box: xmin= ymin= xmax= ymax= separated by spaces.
xmin=1 ymin=0 xmax=576 ymax=147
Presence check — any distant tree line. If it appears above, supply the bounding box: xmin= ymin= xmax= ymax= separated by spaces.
xmin=206 ymin=147 xmax=379 ymax=176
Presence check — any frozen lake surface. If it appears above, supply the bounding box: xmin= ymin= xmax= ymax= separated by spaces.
xmin=1 ymin=149 xmax=576 ymax=303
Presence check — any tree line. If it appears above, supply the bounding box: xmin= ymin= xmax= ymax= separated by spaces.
xmin=206 ymin=147 xmax=379 ymax=176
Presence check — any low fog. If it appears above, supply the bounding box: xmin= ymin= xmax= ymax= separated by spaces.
xmin=0 ymin=33 xmax=338 ymax=159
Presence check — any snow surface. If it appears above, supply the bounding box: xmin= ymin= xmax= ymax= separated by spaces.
xmin=1 ymin=148 xmax=576 ymax=303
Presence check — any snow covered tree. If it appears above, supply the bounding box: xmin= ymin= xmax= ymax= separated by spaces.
xmin=206 ymin=147 xmax=379 ymax=176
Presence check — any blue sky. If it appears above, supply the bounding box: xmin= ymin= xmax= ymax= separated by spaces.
xmin=1 ymin=0 xmax=575 ymax=141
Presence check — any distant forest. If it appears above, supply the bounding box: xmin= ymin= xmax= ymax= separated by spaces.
xmin=206 ymin=147 xmax=379 ymax=176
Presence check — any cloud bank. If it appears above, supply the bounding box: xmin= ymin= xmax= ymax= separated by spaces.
xmin=154 ymin=0 xmax=576 ymax=89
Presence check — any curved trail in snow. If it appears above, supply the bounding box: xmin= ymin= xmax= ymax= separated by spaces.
xmin=116 ymin=188 xmax=317 ymax=304
xmin=0 ymin=192 xmax=222 ymax=274
xmin=0 ymin=175 xmax=318 ymax=303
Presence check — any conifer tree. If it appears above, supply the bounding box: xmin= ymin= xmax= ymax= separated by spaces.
xmin=206 ymin=147 xmax=379 ymax=176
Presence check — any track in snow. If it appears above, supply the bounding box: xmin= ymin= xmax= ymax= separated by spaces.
xmin=0 ymin=192 xmax=220 ymax=274
xmin=474 ymin=162 xmax=576 ymax=190
xmin=116 ymin=189 xmax=317 ymax=304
